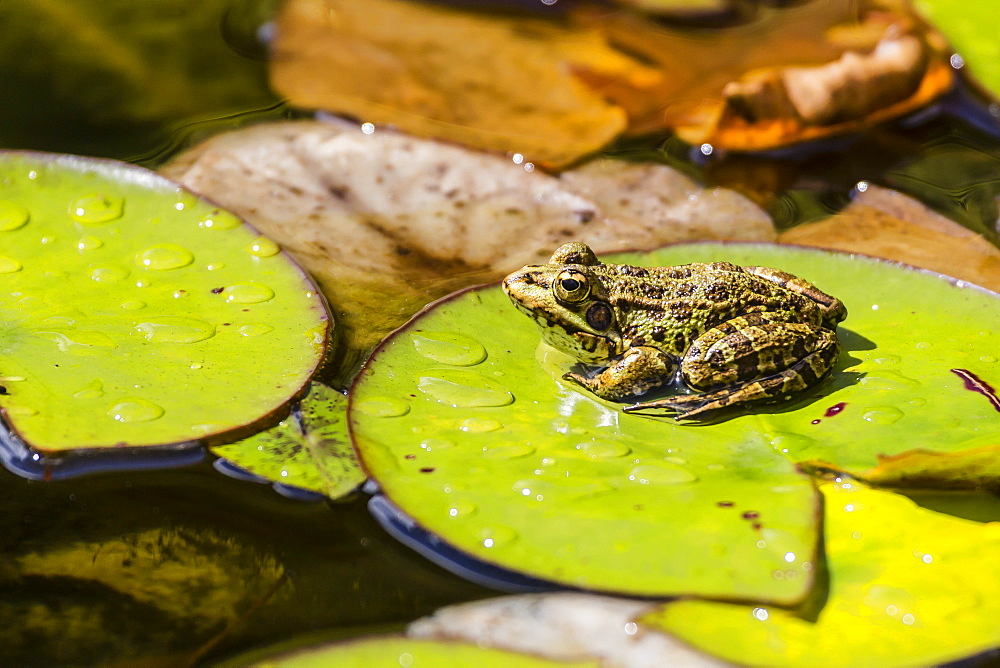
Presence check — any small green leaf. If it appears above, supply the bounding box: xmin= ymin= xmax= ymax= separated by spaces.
xmin=253 ymin=635 xmax=599 ymax=667
xmin=641 ymin=483 xmax=1000 ymax=666
xmin=211 ymin=382 xmax=364 ymax=499
xmin=0 ymin=152 xmax=329 ymax=457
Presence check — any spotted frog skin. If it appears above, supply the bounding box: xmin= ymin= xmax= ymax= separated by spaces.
xmin=502 ymin=242 xmax=847 ymax=419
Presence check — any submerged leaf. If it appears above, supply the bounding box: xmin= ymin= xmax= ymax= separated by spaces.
xmin=913 ymin=0 xmax=1000 ymax=100
xmin=163 ymin=120 xmax=772 ymax=385
xmin=210 ymin=382 xmax=364 ymax=499
xmin=408 ymin=592 xmax=724 ymax=666
xmin=778 ymin=185 xmax=1000 ymax=292
xmin=641 ymin=483 xmax=1000 ymax=666
xmin=0 ymin=152 xmax=329 ymax=464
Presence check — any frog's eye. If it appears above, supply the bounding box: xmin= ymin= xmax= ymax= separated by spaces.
xmin=554 ymin=269 xmax=591 ymax=304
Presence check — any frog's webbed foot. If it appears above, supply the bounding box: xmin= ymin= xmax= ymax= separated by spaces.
xmin=562 ymin=346 xmax=676 ymax=401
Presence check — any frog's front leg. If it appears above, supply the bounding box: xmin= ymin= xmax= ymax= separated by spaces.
xmin=564 ymin=346 xmax=677 ymax=401
xmin=625 ymin=312 xmax=840 ymax=419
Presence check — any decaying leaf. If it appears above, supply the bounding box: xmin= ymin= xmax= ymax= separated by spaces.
xmin=269 ymin=0 xmax=952 ymax=161
xmin=408 ymin=593 xmax=726 ymax=667
xmin=778 ymin=185 xmax=1000 ymax=291
xmin=162 ymin=120 xmax=773 ymax=385
xmin=269 ymin=0 xmax=647 ymax=168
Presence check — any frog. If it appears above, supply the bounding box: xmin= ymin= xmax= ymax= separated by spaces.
xmin=502 ymin=242 xmax=847 ymax=419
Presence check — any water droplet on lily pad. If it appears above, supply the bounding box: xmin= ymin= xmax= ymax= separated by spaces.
xmin=862 ymin=406 xmax=904 ymax=425
xmin=238 ymin=324 xmax=274 ymax=337
xmin=411 ymin=331 xmax=487 ymax=366
xmin=458 ymin=417 xmax=501 ymax=432
xmin=135 ymin=244 xmax=194 ymax=270
xmin=447 ymin=500 xmax=477 ymax=518
xmin=89 ymin=264 xmax=129 ymax=282
xmin=420 ymin=438 xmax=454 ymax=452
xmin=120 ymin=300 xmax=146 ymax=310
xmin=135 ymin=317 xmax=216 ymax=344
xmin=478 ymin=525 xmax=518 ymax=548
xmin=69 ymin=194 xmax=124 ymax=224
xmin=0 ymin=256 xmax=22 ymax=273
xmin=198 ymin=212 xmax=240 ymax=230
xmin=576 ymin=439 xmax=631 ymax=458
xmin=628 ymin=462 xmax=698 ymax=485
xmin=223 ymin=283 xmax=275 ymax=304
xmin=0 ymin=200 xmax=29 ymax=231
xmin=107 ymin=397 xmax=164 ymax=423
xmin=76 ymin=236 xmax=103 ymax=251
xmin=355 ymin=396 xmax=410 ymax=417
xmin=483 ymin=444 xmax=535 ymax=459
xmin=34 ymin=329 xmax=116 ymax=352
xmin=246 ymin=236 xmax=280 ymax=257
xmin=73 ymin=379 xmax=105 ymax=399
xmin=417 ymin=369 xmax=513 ymax=407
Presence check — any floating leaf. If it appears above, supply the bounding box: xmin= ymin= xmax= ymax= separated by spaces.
xmin=351 ymin=248 xmax=829 ymax=602
xmin=162 ymin=120 xmax=773 ymax=385
xmin=247 ymin=635 xmax=597 ymax=667
xmin=210 ymin=382 xmax=364 ymax=499
xmin=640 ymin=483 xmax=1000 ymax=666
xmin=0 ymin=152 xmax=329 ymax=467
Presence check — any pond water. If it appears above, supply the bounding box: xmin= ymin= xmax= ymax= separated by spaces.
xmin=2 ymin=0 xmax=1000 ymax=664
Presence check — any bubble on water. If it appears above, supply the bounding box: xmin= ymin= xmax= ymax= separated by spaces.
xmin=484 ymin=444 xmax=535 ymax=459
xmin=354 ymin=396 xmax=410 ymax=417
xmin=458 ymin=417 xmax=501 ymax=432
xmin=238 ymin=323 xmax=274 ymax=337
xmin=0 ymin=256 xmax=22 ymax=273
xmin=198 ymin=211 xmax=240 ymax=230
xmin=575 ymin=439 xmax=631 ymax=458
xmin=0 ymin=200 xmax=30 ymax=231
xmin=135 ymin=244 xmax=194 ymax=270
xmin=627 ymin=462 xmax=698 ymax=485
xmin=478 ymin=525 xmax=518 ymax=548
xmin=411 ymin=331 xmax=487 ymax=366
xmin=73 ymin=379 xmax=105 ymax=399
xmin=69 ymin=194 xmax=124 ymax=224
xmin=89 ymin=264 xmax=130 ymax=282
xmin=222 ymin=283 xmax=275 ymax=304
xmin=861 ymin=406 xmax=904 ymax=425
xmin=246 ymin=236 xmax=280 ymax=257
xmin=76 ymin=236 xmax=103 ymax=251
xmin=107 ymin=397 xmax=164 ymax=423
xmin=417 ymin=369 xmax=513 ymax=407
xmin=135 ymin=316 xmax=216 ymax=344
xmin=447 ymin=500 xmax=477 ymax=518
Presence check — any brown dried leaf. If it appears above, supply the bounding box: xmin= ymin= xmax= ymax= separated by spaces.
xmin=269 ymin=0 xmax=657 ymax=168
xmin=779 ymin=185 xmax=1000 ymax=292
xmin=162 ymin=120 xmax=773 ymax=384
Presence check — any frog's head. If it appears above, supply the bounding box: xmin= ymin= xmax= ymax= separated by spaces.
xmin=502 ymin=242 xmax=624 ymax=363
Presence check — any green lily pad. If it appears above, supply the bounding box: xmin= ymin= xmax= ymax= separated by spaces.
xmin=640 ymin=482 xmax=1000 ymax=666
xmin=211 ymin=382 xmax=364 ymax=499
xmin=351 ymin=249 xmax=823 ymax=601
xmin=914 ymin=0 xmax=1000 ymax=99
xmin=249 ymin=635 xmax=598 ymax=667
xmin=0 ymin=152 xmax=329 ymax=461
xmin=352 ymin=242 xmax=1000 ymax=598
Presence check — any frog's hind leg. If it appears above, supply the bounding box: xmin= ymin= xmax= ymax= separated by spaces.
xmin=625 ymin=314 xmax=841 ymax=419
